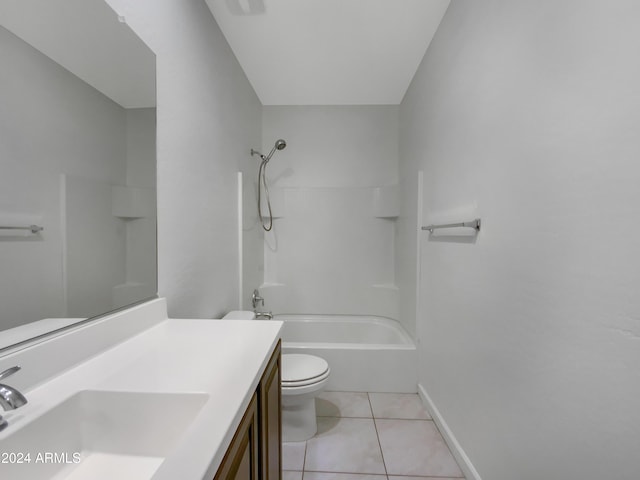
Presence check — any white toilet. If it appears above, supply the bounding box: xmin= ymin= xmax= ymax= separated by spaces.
xmin=281 ymin=353 xmax=330 ymax=441
xmin=222 ymin=311 xmax=330 ymax=442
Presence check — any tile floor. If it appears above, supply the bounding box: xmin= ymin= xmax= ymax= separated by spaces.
xmin=282 ymin=392 xmax=465 ymax=480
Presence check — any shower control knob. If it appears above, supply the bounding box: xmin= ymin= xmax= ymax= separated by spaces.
xmin=252 ymin=289 xmax=264 ymax=309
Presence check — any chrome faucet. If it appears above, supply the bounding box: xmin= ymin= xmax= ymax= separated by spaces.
xmin=0 ymin=366 xmax=28 ymax=432
xmin=252 ymin=289 xmax=272 ymax=319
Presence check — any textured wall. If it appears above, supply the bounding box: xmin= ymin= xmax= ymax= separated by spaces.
xmin=105 ymin=0 xmax=262 ymax=317
xmin=399 ymin=1 xmax=640 ymax=479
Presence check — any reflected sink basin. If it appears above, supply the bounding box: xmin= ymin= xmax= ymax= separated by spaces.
xmin=0 ymin=390 xmax=209 ymax=480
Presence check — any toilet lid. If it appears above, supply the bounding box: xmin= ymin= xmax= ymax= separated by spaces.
xmin=282 ymin=354 xmax=329 ymax=385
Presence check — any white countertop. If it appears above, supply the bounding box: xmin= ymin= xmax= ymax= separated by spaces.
xmin=0 ymin=318 xmax=82 ymax=351
xmin=0 ymin=317 xmax=282 ymax=480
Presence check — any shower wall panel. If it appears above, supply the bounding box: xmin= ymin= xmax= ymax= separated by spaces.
xmin=259 ymin=106 xmax=401 ymax=320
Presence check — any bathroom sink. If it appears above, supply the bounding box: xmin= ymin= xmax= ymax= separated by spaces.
xmin=0 ymin=390 xmax=209 ymax=480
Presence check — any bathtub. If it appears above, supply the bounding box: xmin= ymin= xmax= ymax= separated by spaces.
xmin=273 ymin=314 xmax=417 ymax=393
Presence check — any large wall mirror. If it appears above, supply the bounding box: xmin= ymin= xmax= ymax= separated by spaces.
xmin=0 ymin=0 xmax=157 ymax=353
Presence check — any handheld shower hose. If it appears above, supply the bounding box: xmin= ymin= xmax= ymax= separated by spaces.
xmin=251 ymin=139 xmax=286 ymax=231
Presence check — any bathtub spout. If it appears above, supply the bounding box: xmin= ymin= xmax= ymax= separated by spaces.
xmin=255 ymin=311 xmax=273 ymax=320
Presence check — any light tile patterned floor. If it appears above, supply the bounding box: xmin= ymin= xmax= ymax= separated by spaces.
xmin=283 ymin=392 xmax=465 ymax=480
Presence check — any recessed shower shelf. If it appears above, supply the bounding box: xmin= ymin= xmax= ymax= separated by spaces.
xmin=372 ymin=185 xmax=399 ymax=218
xmin=112 ymin=185 xmax=155 ymax=219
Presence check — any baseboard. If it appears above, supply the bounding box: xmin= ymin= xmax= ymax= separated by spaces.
xmin=418 ymin=383 xmax=482 ymax=480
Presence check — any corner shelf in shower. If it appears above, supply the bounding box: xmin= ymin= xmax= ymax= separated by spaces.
xmin=372 ymin=185 xmax=399 ymax=218
xmin=112 ymin=185 xmax=155 ymax=219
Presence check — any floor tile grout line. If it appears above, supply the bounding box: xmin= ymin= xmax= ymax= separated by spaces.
xmin=374 ymin=417 xmax=467 ymax=479
xmin=389 ymin=475 xmax=465 ymax=480
xmin=369 ymin=392 xmax=390 ymax=478
xmin=299 ymin=469 xmax=463 ymax=479
xmin=384 ymin=474 xmax=465 ymax=478
xmin=317 ymin=415 xmax=374 ymax=419
xmin=301 ymin=439 xmax=308 ymax=476
xmin=304 ymin=392 xmax=465 ymax=480
xmin=425 ymin=418 xmax=466 ymax=478
xmin=301 ymin=467 xmax=388 ymax=476
xmin=368 ymin=392 xmax=432 ymax=421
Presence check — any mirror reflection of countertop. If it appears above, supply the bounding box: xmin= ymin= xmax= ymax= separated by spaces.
xmin=0 ymin=310 xmax=282 ymax=480
xmin=0 ymin=319 xmax=83 ymax=351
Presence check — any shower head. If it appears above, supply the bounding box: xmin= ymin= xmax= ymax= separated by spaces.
xmin=253 ymin=138 xmax=287 ymax=163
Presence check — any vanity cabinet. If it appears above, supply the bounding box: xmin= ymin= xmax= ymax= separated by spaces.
xmin=213 ymin=393 xmax=259 ymax=480
xmin=214 ymin=341 xmax=281 ymax=480
xmin=259 ymin=340 xmax=281 ymax=480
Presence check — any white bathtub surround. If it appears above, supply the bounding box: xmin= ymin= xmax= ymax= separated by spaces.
xmin=258 ymin=184 xmax=399 ymax=319
xmin=276 ymin=314 xmax=416 ymax=392
xmin=259 ymin=106 xmax=411 ymax=327
xmin=279 ymin=315 xmax=412 ymax=346
xmin=399 ymin=1 xmax=640 ymax=479
xmin=0 ymin=299 xmax=282 ymax=480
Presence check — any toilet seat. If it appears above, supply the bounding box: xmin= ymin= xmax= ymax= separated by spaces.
xmin=282 ymin=369 xmax=331 ymax=388
xmin=282 ymin=354 xmax=330 ymax=387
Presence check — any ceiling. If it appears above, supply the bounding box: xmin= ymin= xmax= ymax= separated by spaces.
xmin=0 ymin=0 xmax=155 ymax=108
xmin=205 ymin=0 xmax=451 ymax=105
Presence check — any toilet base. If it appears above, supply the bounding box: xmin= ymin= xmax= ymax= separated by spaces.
xmin=280 ymin=355 xmax=330 ymax=442
xmin=282 ymin=395 xmax=318 ymax=442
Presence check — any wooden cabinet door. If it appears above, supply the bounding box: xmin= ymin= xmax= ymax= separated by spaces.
xmin=214 ymin=393 xmax=259 ymax=480
xmin=259 ymin=340 xmax=281 ymax=480
xmin=214 ymin=341 xmax=281 ymax=480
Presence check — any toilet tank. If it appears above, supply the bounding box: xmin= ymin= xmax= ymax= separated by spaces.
xmin=222 ymin=311 xmax=256 ymax=320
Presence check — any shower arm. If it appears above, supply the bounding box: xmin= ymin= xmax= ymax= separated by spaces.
xmin=251 ymin=145 xmax=278 ymax=163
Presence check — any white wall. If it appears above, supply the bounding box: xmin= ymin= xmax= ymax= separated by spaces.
xmin=399 ymin=1 xmax=640 ymax=479
xmin=125 ymin=108 xmax=156 ymax=189
xmin=394 ymin=162 xmax=420 ymax=340
xmin=258 ymin=106 xmax=400 ymax=319
xmin=105 ymin=0 xmax=262 ymax=318
xmin=122 ymin=108 xmax=157 ymax=303
xmin=0 ymin=25 xmax=127 ymax=329
xmin=65 ymin=175 xmax=126 ymax=316
xmin=263 ymin=106 xmax=398 ymax=188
